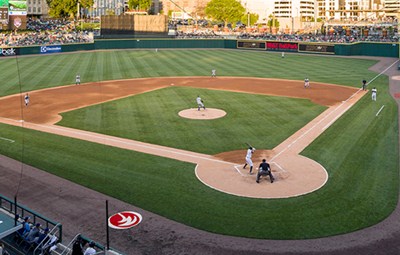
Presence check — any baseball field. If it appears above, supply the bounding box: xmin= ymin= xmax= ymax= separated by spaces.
xmin=0 ymin=49 xmax=398 ymax=243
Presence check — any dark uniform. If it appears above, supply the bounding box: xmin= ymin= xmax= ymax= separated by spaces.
xmin=362 ymin=79 xmax=367 ymax=91
xmin=256 ymin=159 xmax=274 ymax=183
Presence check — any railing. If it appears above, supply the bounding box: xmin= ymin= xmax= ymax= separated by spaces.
xmin=0 ymin=194 xmax=62 ymax=242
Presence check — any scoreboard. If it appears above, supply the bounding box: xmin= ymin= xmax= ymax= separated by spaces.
xmin=0 ymin=7 xmax=8 ymax=30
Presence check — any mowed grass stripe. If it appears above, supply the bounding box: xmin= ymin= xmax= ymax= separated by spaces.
xmin=0 ymin=50 xmax=381 ymax=96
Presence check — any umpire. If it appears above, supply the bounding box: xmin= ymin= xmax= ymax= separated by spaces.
xmin=256 ymin=159 xmax=275 ymax=183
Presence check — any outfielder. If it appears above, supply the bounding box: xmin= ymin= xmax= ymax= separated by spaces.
xmin=24 ymin=93 xmax=29 ymax=106
xmin=196 ymin=95 xmax=206 ymax=111
xmin=281 ymin=52 xmax=285 ymax=58
xmin=304 ymin=77 xmax=310 ymax=88
xmin=75 ymin=74 xmax=80 ymax=85
xmin=243 ymin=147 xmax=255 ymax=174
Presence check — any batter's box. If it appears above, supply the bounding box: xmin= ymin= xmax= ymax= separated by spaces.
xmin=270 ymin=162 xmax=290 ymax=180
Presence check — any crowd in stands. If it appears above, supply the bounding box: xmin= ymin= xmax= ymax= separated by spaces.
xmin=12 ymin=215 xmax=57 ymax=254
xmin=237 ymin=33 xmax=399 ymax=43
xmin=0 ymin=18 xmax=93 ymax=47
xmin=175 ymin=30 xmax=221 ymax=39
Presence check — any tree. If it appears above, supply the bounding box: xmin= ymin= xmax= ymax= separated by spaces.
xmin=205 ymin=0 xmax=245 ymax=28
xmin=47 ymin=0 xmax=93 ymax=18
xmin=193 ymin=0 xmax=207 ymax=19
xmin=128 ymin=0 xmax=152 ymax=11
xmin=240 ymin=12 xmax=259 ymax=27
xmin=267 ymin=15 xmax=279 ymax=28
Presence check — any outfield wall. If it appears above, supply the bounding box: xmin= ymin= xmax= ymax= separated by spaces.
xmin=1 ymin=39 xmax=398 ymax=58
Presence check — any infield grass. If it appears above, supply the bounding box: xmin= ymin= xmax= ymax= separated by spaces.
xmin=57 ymin=86 xmax=326 ymax=154
xmin=0 ymin=50 xmax=398 ymax=239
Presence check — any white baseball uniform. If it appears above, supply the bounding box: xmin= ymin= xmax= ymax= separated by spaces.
xmin=196 ymin=96 xmax=205 ymax=110
xmin=371 ymin=88 xmax=377 ymax=101
xmin=76 ymin=75 xmax=80 ymax=85
xmin=211 ymin=69 xmax=216 ymax=77
xmin=245 ymin=148 xmax=254 ymax=167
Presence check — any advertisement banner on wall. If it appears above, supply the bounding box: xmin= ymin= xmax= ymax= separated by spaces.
xmin=8 ymin=0 xmax=26 ymax=15
xmin=237 ymin=41 xmax=266 ymax=50
xmin=266 ymin=42 xmax=298 ymax=52
xmin=0 ymin=47 xmax=19 ymax=56
xmin=298 ymin=43 xmax=335 ymax=54
xmin=40 ymin=45 xmax=62 ymax=54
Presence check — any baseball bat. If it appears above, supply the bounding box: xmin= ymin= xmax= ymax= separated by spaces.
xmin=245 ymin=142 xmax=255 ymax=150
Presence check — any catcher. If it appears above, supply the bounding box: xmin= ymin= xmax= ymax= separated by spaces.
xmin=196 ymin=95 xmax=206 ymax=111
xmin=256 ymin=159 xmax=275 ymax=183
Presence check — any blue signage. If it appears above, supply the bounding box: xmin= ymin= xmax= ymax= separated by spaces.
xmin=40 ymin=45 xmax=61 ymax=54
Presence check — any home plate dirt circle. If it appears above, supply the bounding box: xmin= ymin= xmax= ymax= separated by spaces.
xmin=178 ymin=108 xmax=226 ymax=120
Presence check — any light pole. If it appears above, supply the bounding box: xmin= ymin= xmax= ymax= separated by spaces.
xmin=247 ymin=12 xmax=250 ymax=27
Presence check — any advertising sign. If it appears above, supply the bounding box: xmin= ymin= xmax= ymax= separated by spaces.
xmin=8 ymin=0 xmax=26 ymax=15
xmin=0 ymin=0 xmax=8 ymax=7
xmin=108 ymin=211 xmax=142 ymax=230
xmin=266 ymin=42 xmax=298 ymax=52
xmin=237 ymin=41 xmax=266 ymax=50
xmin=298 ymin=43 xmax=335 ymax=54
xmin=40 ymin=45 xmax=62 ymax=54
xmin=0 ymin=48 xmax=19 ymax=56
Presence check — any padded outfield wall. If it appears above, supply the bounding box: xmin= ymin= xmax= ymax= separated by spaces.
xmin=1 ymin=39 xmax=398 ymax=58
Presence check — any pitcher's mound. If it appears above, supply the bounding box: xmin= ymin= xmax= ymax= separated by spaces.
xmin=178 ymin=108 xmax=226 ymax=120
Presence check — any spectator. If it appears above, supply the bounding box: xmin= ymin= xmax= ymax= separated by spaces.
xmin=83 ymin=242 xmax=96 ymax=255
xmin=25 ymin=223 xmax=41 ymax=242
xmin=0 ymin=242 xmax=10 ymax=255
xmin=72 ymin=235 xmax=84 ymax=255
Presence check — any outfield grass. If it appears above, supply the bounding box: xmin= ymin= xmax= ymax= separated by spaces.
xmin=0 ymin=49 xmax=379 ymax=97
xmin=58 ymin=86 xmax=326 ymax=154
xmin=0 ymin=50 xmax=398 ymax=239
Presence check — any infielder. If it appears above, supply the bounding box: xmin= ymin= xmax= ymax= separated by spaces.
xmin=304 ymin=77 xmax=310 ymax=88
xmin=211 ymin=69 xmax=216 ymax=78
xmin=24 ymin=93 xmax=29 ymax=106
xmin=371 ymin=87 xmax=377 ymax=101
xmin=75 ymin=74 xmax=80 ymax=85
xmin=243 ymin=147 xmax=255 ymax=174
xmin=196 ymin=95 xmax=206 ymax=111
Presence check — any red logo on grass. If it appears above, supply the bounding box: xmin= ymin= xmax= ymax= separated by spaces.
xmin=108 ymin=211 xmax=142 ymax=229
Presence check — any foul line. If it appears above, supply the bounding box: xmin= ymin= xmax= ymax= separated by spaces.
xmin=322 ymin=104 xmax=353 ymax=131
xmin=0 ymin=137 xmax=14 ymax=143
xmin=366 ymin=59 xmax=399 ymax=88
xmin=29 ymin=123 xmax=235 ymax=166
xmin=271 ymin=59 xmax=398 ymax=162
xmin=376 ymin=105 xmax=385 ymax=116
